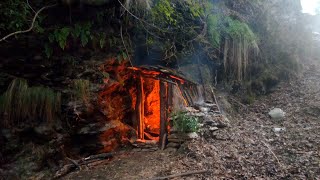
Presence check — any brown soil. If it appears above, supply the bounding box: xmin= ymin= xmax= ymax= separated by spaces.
xmin=63 ymin=58 xmax=320 ymax=180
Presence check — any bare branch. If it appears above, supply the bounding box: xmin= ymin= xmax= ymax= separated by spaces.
xmin=148 ymin=170 xmax=209 ymax=180
xmin=116 ymin=0 xmax=166 ymax=33
xmin=0 ymin=4 xmax=57 ymax=43
xmin=26 ymin=0 xmax=36 ymax=13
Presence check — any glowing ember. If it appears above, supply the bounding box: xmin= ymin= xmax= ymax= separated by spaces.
xmin=143 ymin=78 xmax=160 ymax=138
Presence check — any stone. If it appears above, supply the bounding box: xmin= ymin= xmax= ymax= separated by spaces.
xmin=199 ymin=106 xmax=210 ymax=112
xmin=168 ymin=133 xmax=179 ymax=139
xmin=268 ymin=108 xmax=285 ymax=120
xmin=168 ymin=139 xmax=185 ymax=143
xmin=204 ymin=119 xmax=218 ymax=126
xmin=273 ymin=127 xmax=286 ymax=132
xmin=184 ymin=107 xmax=199 ymax=112
xmin=166 ymin=142 xmax=180 ymax=148
xmin=187 ymin=132 xmax=199 ymax=139
xmin=34 ymin=124 xmax=55 ymax=140
xmin=78 ymin=126 xmax=91 ymax=134
xmin=164 ymin=147 xmax=177 ymax=153
xmin=209 ymin=127 xmax=219 ymax=131
xmin=1 ymin=129 xmax=12 ymax=140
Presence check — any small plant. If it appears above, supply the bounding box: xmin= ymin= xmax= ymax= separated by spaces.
xmin=170 ymin=111 xmax=199 ymax=133
xmin=0 ymin=79 xmax=61 ymax=127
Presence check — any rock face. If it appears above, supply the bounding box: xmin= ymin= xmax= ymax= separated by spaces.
xmin=268 ymin=108 xmax=285 ymax=120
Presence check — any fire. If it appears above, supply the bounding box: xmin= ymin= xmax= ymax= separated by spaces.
xmin=142 ymin=78 xmax=160 ymax=140
xmin=97 ymin=60 xmax=189 ymax=152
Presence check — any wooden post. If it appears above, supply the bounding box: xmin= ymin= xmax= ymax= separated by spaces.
xmin=178 ymin=84 xmax=192 ymax=106
xmin=184 ymin=86 xmax=194 ymax=105
xmin=135 ymin=75 xmax=145 ymax=140
xmin=167 ymin=84 xmax=173 ymax=113
xmin=159 ymin=81 xmax=168 ymax=148
xmin=140 ymin=76 xmax=145 ymax=140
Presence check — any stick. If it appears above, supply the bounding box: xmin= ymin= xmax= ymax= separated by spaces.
xmin=54 ymin=153 xmax=113 ymax=178
xmin=66 ymin=157 xmax=82 ymax=171
xmin=149 ymin=170 xmax=209 ymax=180
xmin=161 ymin=133 xmax=167 ymax=150
xmin=261 ymin=140 xmax=283 ymax=170
xmin=0 ymin=4 xmax=57 ymax=42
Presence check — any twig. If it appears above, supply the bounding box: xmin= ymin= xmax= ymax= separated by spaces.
xmin=66 ymin=157 xmax=82 ymax=171
xmin=0 ymin=3 xmax=57 ymax=42
xmin=261 ymin=140 xmax=283 ymax=170
xmin=54 ymin=153 xmax=113 ymax=178
xmin=120 ymin=25 xmax=133 ymax=67
xmin=116 ymin=0 xmax=165 ymax=33
xmin=149 ymin=170 xmax=209 ymax=180
xmin=26 ymin=0 xmax=36 ymax=13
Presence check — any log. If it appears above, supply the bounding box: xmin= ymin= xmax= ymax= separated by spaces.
xmin=149 ymin=170 xmax=209 ymax=180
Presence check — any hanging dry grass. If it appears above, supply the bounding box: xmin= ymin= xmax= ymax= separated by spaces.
xmin=223 ymin=18 xmax=259 ymax=81
xmin=0 ymin=79 xmax=61 ymax=127
xmin=72 ymin=79 xmax=90 ymax=105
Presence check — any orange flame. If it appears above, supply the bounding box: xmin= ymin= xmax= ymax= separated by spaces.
xmin=97 ymin=60 xmax=186 ymax=152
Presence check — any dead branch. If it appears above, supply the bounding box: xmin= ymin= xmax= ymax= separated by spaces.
xmin=149 ymin=170 xmax=209 ymax=180
xmin=117 ymin=0 xmax=166 ymax=33
xmin=0 ymin=4 xmax=57 ymax=43
xmin=54 ymin=153 xmax=113 ymax=178
xmin=66 ymin=157 xmax=82 ymax=171
xmin=26 ymin=0 xmax=36 ymax=13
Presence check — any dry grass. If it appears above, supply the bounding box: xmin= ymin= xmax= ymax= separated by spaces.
xmin=0 ymin=79 xmax=61 ymax=127
xmin=72 ymin=79 xmax=90 ymax=105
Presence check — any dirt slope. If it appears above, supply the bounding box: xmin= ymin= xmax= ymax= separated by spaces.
xmin=64 ymin=58 xmax=320 ymax=180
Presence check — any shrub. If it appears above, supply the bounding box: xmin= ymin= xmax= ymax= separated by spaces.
xmin=170 ymin=111 xmax=199 ymax=133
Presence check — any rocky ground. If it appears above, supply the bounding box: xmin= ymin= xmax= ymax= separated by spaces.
xmin=61 ymin=57 xmax=320 ymax=180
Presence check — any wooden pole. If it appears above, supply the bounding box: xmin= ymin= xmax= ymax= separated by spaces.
xmin=135 ymin=75 xmax=145 ymax=140
xmin=140 ymin=76 xmax=145 ymax=140
xmin=159 ymin=81 xmax=168 ymax=148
